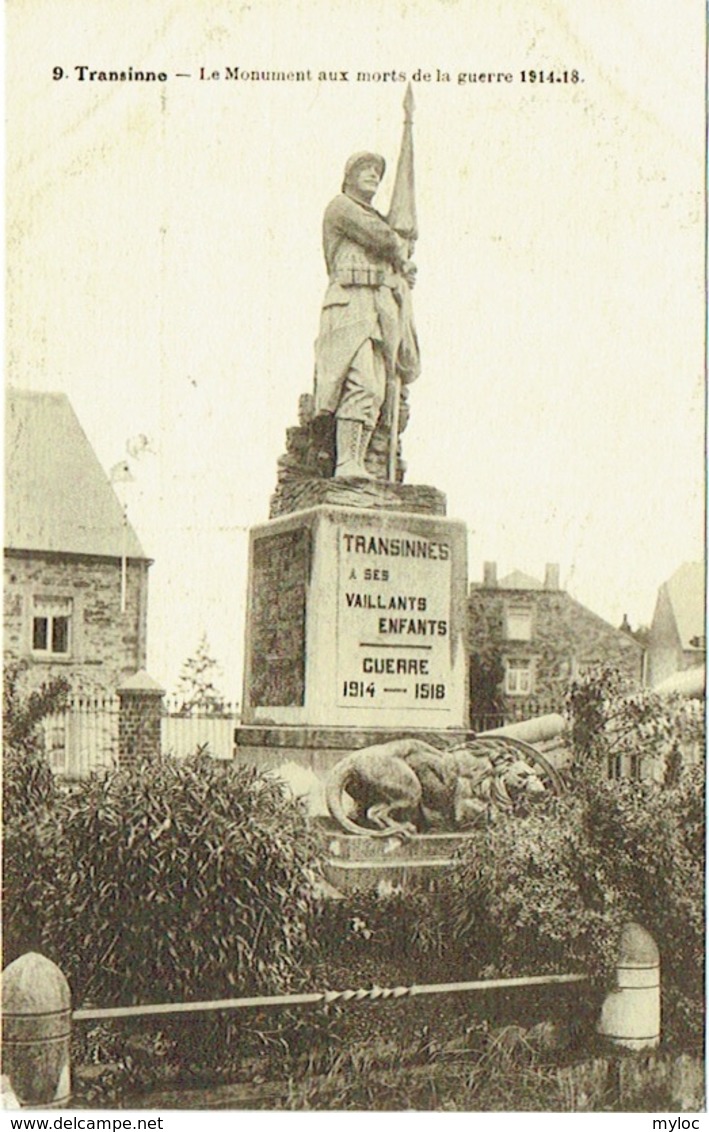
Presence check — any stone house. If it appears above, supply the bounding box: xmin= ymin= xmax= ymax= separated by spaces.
xmin=468 ymin=561 xmax=644 ymax=725
xmin=4 ymin=389 xmax=151 ymax=693
xmin=646 ymin=562 xmax=705 ymax=687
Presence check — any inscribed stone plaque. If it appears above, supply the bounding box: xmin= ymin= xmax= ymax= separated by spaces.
xmin=249 ymin=527 xmax=310 ymax=707
xmin=336 ymin=524 xmax=454 ymax=712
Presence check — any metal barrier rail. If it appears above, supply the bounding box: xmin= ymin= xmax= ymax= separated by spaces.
xmin=72 ymin=972 xmax=589 ymax=1022
xmin=3 ymin=927 xmax=660 ymax=1107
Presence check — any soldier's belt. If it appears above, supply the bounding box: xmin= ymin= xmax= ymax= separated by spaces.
xmin=332 ymin=267 xmax=396 ymax=287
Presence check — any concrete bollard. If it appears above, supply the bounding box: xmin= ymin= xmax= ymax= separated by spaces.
xmin=598 ymin=922 xmax=660 ymax=1050
xmin=2 ymin=953 xmax=72 ymax=1108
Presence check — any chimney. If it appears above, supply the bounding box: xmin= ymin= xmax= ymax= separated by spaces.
xmin=483 ymin=561 xmax=498 ymax=588
xmin=544 ymin=563 xmax=560 ymax=590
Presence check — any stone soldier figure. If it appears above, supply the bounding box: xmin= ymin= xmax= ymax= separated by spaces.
xmin=313 ymin=152 xmax=420 ymax=479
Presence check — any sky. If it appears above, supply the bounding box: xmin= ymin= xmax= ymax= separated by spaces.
xmin=6 ymin=0 xmax=706 ymax=701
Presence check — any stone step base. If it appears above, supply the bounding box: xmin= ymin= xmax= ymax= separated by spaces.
xmin=323 ymin=856 xmax=456 ymax=891
xmin=324 ymin=830 xmax=476 ymax=861
xmin=319 ymin=825 xmax=475 ymax=890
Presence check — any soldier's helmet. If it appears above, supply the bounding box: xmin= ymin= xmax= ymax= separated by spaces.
xmin=342 ymin=152 xmax=386 ymax=191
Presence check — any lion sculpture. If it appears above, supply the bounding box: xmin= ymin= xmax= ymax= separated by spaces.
xmin=325 ymin=736 xmax=562 ymax=837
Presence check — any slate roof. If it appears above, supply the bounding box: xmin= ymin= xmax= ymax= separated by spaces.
xmin=5 ymin=388 xmax=147 ymax=559
xmin=663 ymin=562 xmax=705 ymax=650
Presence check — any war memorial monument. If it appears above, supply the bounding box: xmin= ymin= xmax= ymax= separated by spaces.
xmin=235 ymin=88 xmax=469 ymax=756
xmin=233 ymin=89 xmax=561 ymax=877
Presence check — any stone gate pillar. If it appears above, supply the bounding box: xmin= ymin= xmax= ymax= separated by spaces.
xmin=117 ymin=669 xmax=165 ymax=769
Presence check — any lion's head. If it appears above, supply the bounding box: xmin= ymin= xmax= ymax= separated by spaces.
xmin=450 ymin=747 xmax=549 ymax=828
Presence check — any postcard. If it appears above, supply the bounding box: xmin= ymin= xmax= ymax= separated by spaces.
xmin=4 ymin=0 xmax=705 ymax=1121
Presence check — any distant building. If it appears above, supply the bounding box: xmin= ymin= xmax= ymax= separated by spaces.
xmin=646 ymin=562 xmax=705 ymax=687
xmin=468 ymin=561 xmax=644 ymax=726
xmin=4 ymin=388 xmax=151 ymax=693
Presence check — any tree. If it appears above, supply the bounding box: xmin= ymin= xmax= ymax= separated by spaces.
xmin=3 ymin=661 xmax=69 ymax=820
xmin=174 ymin=633 xmax=227 ymax=715
xmin=566 ymin=663 xmax=704 ymax=781
xmin=468 ymin=648 xmax=505 ymax=727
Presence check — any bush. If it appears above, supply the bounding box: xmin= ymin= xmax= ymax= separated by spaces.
xmin=443 ymin=790 xmax=626 ymax=984
xmin=3 ymin=808 xmax=62 ymax=966
xmin=2 ymin=662 xmax=69 ymax=965
xmin=4 ymin=753 xmax=322 ymax=1007
xmin=442 ymin=765 xmax=704 ymax=1050
xmin=2 ymin=660 xmax=68 ymax=820
xmin=566 ymin=664 xmax=704 ymax=780
xmin=313 ymin=886 xmax=454 ymax=980
xmin=581 ymin=767 xmax=705 ymax=1046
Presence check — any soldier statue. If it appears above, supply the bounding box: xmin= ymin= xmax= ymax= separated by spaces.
xmin=313 ymin=135 xmax=420 ymax=480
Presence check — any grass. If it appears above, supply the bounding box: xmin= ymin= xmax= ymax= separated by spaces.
xmin=73 ymin=1010 xmax=705 ymax=1112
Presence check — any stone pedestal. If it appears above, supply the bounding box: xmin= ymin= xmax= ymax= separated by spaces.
xmin=270 ymin=473 xmax=446 ymax=521
xmin=237 ymin=502 xmax=469 ymax=771
xmin=321 ymin=827 xmax=479 ymax=890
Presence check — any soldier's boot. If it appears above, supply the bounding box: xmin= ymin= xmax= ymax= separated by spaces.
xmin=334 ymin=420 xmax=374 ymax=479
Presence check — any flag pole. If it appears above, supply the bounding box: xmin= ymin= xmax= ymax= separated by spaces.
xmin=120 ymin=502 xmax=128 ymax=614
xmin=387 ymin=84 xmax=417 ymax=482
xmin=110 ymin=458 xmax=134 ymax=614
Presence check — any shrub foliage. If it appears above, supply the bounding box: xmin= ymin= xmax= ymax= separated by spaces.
xmin=3 ymin=661 xmax=704 ymax=1068
xmin=566 ymin=663 xmax=704 ymax=779
xmin=4 ymin=750 xmax=321 ymax=1005
xmin=2 ymin=660 xmax=68 ymax=820
xmin=315 ymin=670 xmax=704 ymax=1052
xmin=2 ymin=662 xmax=69 ymax=963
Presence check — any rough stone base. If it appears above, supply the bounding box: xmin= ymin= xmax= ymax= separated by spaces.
xmin=268 ymin=390 xmax=441 ymax=518
xmin=270 ymin=473 xmax=447 ymax=519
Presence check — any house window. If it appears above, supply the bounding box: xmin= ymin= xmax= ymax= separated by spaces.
xmin=32 ymin=597 xmax=72 ymax=657
xmin=505 ymin=605 xmax=532 ymax=641
xmin=628 ymin=754 xmax=643 ymax=781
xmin=505 ymin=658 xmax=533 ymax=695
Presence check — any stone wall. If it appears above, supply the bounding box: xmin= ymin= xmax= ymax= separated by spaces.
xmin=468 ymin=586 xmax=644 ymax=719
xmin=3 ymin=550 xmax=149 ymax=693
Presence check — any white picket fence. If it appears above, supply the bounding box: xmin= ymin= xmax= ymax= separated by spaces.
xmin=41 ymin=697 xmax=119 ymax=779
xmin=162 ymin=707 xmax=238 ymax=763
xmin=41 ymin=696 xmax=240 ymax=779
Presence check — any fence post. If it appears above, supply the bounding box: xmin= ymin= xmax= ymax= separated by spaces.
xmin=2 ymin=952 xmax=72 ymax=1108
xmin=598 ymin=922 xmax=660 ymax=1050
xmin=117 ymin=669 xmax=165 ymax=769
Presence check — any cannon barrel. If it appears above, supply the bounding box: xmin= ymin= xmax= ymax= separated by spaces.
xmin=653 ymin=664 xmax=705 ymax=699
xmin=479 ymin=713 xmax=566 ymax=745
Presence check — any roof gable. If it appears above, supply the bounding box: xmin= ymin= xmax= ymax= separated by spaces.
xmin=498 ymin=570 xmax=543 ymax=590
xmin=664 ymin=562 xmax=705 ymax=650
xmin=5 ymin=388 xmax=147 ymax=559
